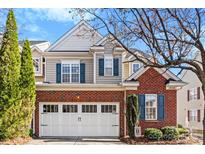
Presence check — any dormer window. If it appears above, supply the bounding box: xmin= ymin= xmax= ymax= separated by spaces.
xmin=104 ymin=55 xmax=113 ymax=76
xmin=132 ymin=63 xmax=140 ymax=74
xmin=33 ymin=58 xmax=40 ymax=74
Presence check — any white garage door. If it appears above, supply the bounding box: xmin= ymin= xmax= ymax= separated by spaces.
xmin=39 ymin=103 xmax=119 ymax=137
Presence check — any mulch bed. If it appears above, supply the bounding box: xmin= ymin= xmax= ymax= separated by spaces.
xmin=0 ymin=137 xmax=32 ymax=145
xmin=120 ymin=136 xmax=201 ymax=145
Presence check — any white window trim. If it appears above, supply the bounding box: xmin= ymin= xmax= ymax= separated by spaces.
xmin=189 ymin=109 xmax=197 ymax=122
xmin=93 ymin=52 xmax=96 ymax=83
xmin=189 ymin=87 xmax=198 ymax=101
xmin=33 ymin=57 xmax=41 ymax=75
xmin=61 ymin=60 xmax=80 ymax=64
xmin=145 ymin=94 xmax=158 ymax=120
xmin=104 ymin=55 xmax=113 ymax=76
xmin=132 ymin=63 xmax=140 ymax=74
xmin=61 ymin=60 xmax=80 ymax=83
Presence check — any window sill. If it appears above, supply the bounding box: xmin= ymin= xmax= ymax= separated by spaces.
xmin=104 ymin=75 xmax=114 ymax=77
xmin=143 ymin=120 xmax=162 ymax=122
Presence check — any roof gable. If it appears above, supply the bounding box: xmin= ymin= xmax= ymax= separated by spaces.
xmin=127 ymin=67 xmax=180 ymax=81
xmin=95 ymin=34 xmax=121 ymax=47
xmin=46 ymin=20 xmax=103 ymax=52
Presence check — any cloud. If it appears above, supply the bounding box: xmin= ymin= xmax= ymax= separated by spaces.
xmin=31 ymin=8 xmax=79 ymax=23
xmin=18 ymin=8 xmax=93 ymax=24
xmin=23 ymin=24 xmax=40 ymax=32
xmin=1 ymin=9 xmax=93 ymax=41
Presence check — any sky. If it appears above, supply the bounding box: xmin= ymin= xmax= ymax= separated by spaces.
xmin=0 ymin=8 xmax=186 ymax=75
xmin=0 ymin=8 xmax=85 ymax=43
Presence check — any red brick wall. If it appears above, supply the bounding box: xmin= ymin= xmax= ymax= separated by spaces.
xmin=127 ymin=68 xmax=177 ymax=134
xmin=35 ymin=91 xmax=125 ymax=137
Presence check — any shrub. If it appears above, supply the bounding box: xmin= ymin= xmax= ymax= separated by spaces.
xmin=177 ymin=124 xmax=183 ymax=128
xmin=29 ymin=129 xmax=33 ymax=137
xmin=144 ymin=128 xmax=163 ymax=141
xmin=161 ymin=126 xmax=179 ymax=140
xmin=177 ymin=128 xmax=189 ymax=135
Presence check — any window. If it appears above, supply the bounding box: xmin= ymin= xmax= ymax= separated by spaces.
xmin=43 ymin=105 xmax=58 ymax=113
xmin=62 ymin=64 xmax=70 ymax=83
xmin=71 ymin=64 xmax=80 ymax=82
xmin=82 ymin=105 xmax=97 ymax=113
xmin=62 ymin=63 xmax=80 ymax=83
xmin=104 ymin=56 xmax=113 ymax=76
xmin=145 ymin=94 xmax=157 ymax=120
xmin=101 ymin=105 xmax=116 ymax=113
xmin=33 ymin=58 xmax=40 ymax=73
xmin=189 ymin=87 xmax=198 ymax=101
xmin=62 ymin=105 xmax=78 ymax=113
xmin=132 ymin=63 xmax=140 ymax=74
xmin=189 ymin=110 xmax=197 ymax=122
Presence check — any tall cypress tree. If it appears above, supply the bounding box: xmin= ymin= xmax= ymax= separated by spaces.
xmin=19 ymin=40 xmax=36 ymax=137
xmin=0 ymin=10 xmax=21 ymax=139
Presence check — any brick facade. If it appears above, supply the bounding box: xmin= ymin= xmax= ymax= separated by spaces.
xmin=35 ymin=68 xmax=177 ymax=137
xmin=35 ymin=91 xmax=125 ymax=137
xmin=126 ymin=68 xmax=177 ymax=133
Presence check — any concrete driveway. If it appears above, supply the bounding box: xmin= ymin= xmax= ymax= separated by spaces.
xmin=27 ymin=137 xmax=125 ymax=145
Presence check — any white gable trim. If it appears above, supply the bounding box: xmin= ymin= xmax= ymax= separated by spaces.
xmin=95 ymin=34 xmax=121 ymax=46
xmin=127 ymin=67 xmax=180 ymax=81
xmin=30 ymin=41 xmax=50 ymax=48
xmin=31 ymin=46 xmax=43 ymax=53
xmin=46 ymin=20 xmax=103 ymax=52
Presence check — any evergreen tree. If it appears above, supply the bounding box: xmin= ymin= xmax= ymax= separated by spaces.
xmin=0 ymin=10 xmax=21 ymax=140
xmin=126 ymin=94 xmax=140 ymax=139
xmin=19 ymin=40 xmax=36 ymax=137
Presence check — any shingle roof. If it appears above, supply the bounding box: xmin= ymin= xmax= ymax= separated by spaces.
xmin=18 ymin=40 xmax=47 ymax=46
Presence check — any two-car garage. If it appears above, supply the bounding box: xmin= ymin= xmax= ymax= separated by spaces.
xmin=39 ymin=103 xmax=120 ymax=137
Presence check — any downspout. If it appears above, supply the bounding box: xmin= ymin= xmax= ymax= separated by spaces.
xmin=124 ymin=89 xmax=127 ymax=137
xmin=32 ymin=111 xmax=35 ymax=134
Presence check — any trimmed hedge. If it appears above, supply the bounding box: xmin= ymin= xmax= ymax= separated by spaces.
xmin=161 ymin=126 xmax=179 ymax=140
xmin=177 ymin=128 xmax=189 ymax=135
xmin=144 ymin=128 xmax=163 ymax=141
xmin=177 ymin=124 xmax=183 ymax=128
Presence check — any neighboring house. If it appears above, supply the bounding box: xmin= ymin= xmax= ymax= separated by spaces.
xmin=31 ymin=20 xmax=186 ymax=138
xmin=19 ymin=40 xmax=50 ymax=82
xmin=177 ymin=52 xmax=204 ymax=133
xmin=0 ymin=34 xmax=50 ymax=83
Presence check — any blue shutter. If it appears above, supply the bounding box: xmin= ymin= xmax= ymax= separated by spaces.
xmin=113 ymin=58 xmax=119 ymax=76
xmin=99 ymin=58 xmax=104 ymax=76
xmin=158 ymin=94 xmax=165 ymax=121
xmin=56 ymin=63 xmax=61 ymax=83
xmin=138 ymin=94 xmax=145 ymax=120
xmin=80 ymin=63 xmax=85 ymax=83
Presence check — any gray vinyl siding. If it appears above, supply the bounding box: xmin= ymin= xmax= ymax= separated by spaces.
xmin=96 ymin=54 xmax=122 ymax=84
xmin=45 ymin=58 xmax=93 ymax=83
xmin=80 ymin=59 xmax=93 ymax=83
xmin=50 ymin=25 xmax=102 ymax=51
xmin=46 ymin=59 xmax=61 ymax=83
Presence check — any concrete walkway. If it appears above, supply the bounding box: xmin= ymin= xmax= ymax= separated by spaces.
xmin=27 ymin=137 xmax=125 ymax=145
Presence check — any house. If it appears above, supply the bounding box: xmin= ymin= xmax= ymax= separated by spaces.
xmin=30 ymin=20 xmax=186 ymax=137
xmin=177 ymin=52 xmax=204 ymax=134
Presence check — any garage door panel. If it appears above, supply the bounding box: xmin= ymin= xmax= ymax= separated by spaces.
xmin=40 ymin=103 xmax=119 ymax=137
